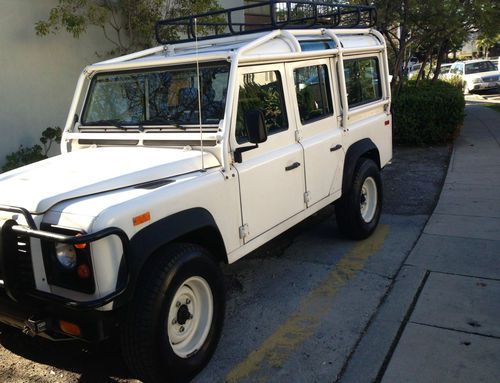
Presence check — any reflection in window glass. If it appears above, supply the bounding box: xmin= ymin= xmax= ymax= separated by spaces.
xmin=236 ymin=71 xmax=288 ymax=143
xmin=344 ymin=57 xmax=382 ymax=107
xmin=299 ymin=40 xmax=336 ymax=51
xmin=82 ymin=62 xmax=230 ymax=125
xmin=294 ymin=64 xmax=333 ymax=123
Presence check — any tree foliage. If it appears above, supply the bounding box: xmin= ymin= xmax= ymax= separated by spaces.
xmin=2 ymin=127 xmax=62 ymax=173
xmin=351 ymin=0 xmax=499 ymax=93
xmin=35 ymin=0 xmax=222 ymax=56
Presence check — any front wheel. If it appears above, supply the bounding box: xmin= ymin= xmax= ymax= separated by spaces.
xmin=335 ymin=158 xmax=382 ymax=240
xmin=121 ymin=243 xmax=225 ymax=383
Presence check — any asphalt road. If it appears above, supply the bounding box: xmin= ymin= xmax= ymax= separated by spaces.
xmin=0 ymin=144 xmax=451 ymax=383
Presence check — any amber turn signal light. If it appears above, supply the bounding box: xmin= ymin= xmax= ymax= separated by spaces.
xmin=59 ymin=320 xmax=81 ymax=336
xmin=74 ymin=234 xmax=87 ymax=249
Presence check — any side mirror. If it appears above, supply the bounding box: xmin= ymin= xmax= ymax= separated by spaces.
xmin=234 ymin=110 xmax=268 ymax=163
xmin=245 ymin=109 xmax=267 ymax=144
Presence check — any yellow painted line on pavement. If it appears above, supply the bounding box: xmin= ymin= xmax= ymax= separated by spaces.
xmin=225 ymin=224 xmax=390 ymax=383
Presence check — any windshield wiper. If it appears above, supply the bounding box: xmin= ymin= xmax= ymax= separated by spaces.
xmin=84 ymin=119 xmax=127 ymax=130
xmin=141 ymin=118 xmax=187 ymax=130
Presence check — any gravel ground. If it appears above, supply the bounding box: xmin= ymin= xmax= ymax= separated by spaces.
xmin=0 ymin=144 xmax=451 ymax=383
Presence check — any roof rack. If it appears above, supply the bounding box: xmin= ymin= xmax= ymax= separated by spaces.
xmin=155 ymin=0 xmax=377 ymax=45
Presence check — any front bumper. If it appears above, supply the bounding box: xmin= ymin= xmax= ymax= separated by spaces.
xmin=472 ymin=81 xmax=500 ymax=90
xmin=0 ymin=288 xmax=122 ymax=341
xmin=0 ymin=204 xmax=130 ymax=341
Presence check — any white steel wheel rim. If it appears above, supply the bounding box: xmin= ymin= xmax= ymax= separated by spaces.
xmin=360 ymin=177 xmax=378 ymax=223
xmin=167 ymin=276 xmax=213 ymax=358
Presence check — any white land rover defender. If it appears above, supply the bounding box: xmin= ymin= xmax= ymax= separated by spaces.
xmin=0 ymin=2 xmax=391 ymax=382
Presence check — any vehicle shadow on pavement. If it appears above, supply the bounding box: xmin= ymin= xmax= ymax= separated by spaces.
xmin=0 ymin=325 xmax=134 ymax=382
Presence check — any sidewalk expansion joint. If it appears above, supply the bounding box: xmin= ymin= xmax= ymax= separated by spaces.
xmin=421 ymin=231 xmax=500 ymax=242
xmin=373 ymin=270 xmax=431 ymax=383
xmin=478 ymin=116 xmax=500 ymax=147
xmin=431 ymin=212 xmax=500 ymax=219
xmin=429 ymin=270 xmax=500 ymax=282
xmin=410 ymin=321 xmax=500 ymax=340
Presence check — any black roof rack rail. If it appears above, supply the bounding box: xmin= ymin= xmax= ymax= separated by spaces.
xmin=155 ymin=0 xmax=377 ymax=45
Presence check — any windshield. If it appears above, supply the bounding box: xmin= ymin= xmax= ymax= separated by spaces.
xmin=465 ymin=61 xmax=496 ymax=75
xmin=82 ymin=62 xmax=230 ymax=126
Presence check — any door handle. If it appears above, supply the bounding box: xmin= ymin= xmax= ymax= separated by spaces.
xmin=330 ymin=144 xmax=342 ymax=152
xmin=285 ymin=162 xmax=301 ymax=171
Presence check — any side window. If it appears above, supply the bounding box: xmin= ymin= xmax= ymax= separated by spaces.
xmin=343 ymin=57 xmax=382 ymax=107
xmin=293 ymin=64 xmax=333 ymax=124
xmin=236 ymin=71 xmax=288 ymax=144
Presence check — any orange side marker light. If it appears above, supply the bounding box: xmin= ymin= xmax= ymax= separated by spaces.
xmin=133 ymin=212 xmax=151 ymax=226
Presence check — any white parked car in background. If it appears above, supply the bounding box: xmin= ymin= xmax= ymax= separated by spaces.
xmin=448 ymin=60 xmax=500 ymax=93
xmin=437 ymin=63 xmax=453 ymax=78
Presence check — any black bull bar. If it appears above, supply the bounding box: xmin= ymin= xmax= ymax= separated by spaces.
xmin=0 ymin=204 xmax=130 ymax=311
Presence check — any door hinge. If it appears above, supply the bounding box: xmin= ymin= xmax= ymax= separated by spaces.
xmin=304 ymin=191 xmax=311 ymax=204
xmin=239 ymin=224 xmax=249 ymax=239
xmin=337 ymin=115 xmax=343 ymax=127
xmin=295 ymin=129 xmax=302 ymax=142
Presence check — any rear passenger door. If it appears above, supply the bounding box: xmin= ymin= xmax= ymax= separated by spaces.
xmin=286 ymin=59 xmax=343 ymax=206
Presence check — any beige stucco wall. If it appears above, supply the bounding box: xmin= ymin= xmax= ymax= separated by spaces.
xmin=0 ymin=0 xmax=115 ymax=166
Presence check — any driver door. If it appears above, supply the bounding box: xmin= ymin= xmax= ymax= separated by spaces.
xmin=233 ymin=64 xmax=306 ymax=243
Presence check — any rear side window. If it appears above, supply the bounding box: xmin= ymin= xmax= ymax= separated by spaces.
xmin=343 ymin=57 xmax=382 ymax=107
xmin=236 ymin=71 xmax=288 ymax=143
xmin=293 ymin=64 xmax=333 ymax=124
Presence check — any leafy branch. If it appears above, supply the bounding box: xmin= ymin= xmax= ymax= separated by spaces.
xmin=2 ymin=127 xmax=62 ymax=173
xmin=35 ymin=0 xmax=222 ymax=57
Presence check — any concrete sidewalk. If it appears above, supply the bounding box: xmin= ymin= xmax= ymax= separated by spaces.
xmin=340 ymin=105 xmax=500 ymax=383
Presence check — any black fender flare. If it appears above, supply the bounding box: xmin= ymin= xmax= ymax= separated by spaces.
xmin=115 ymin=207 xmax=225 ymax=306
xmin=341 ymin=138 xmax=380 ymax=195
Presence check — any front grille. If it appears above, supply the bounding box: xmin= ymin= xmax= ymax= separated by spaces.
xmin=483 ymin=75 xmax=499 ymax=82
xmin=0 ymin=224 xmax=36 ymax=296
xmin=14 ymin=233 xmax=36 ymax=290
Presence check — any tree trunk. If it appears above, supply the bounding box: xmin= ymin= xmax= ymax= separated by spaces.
xmin=415 ymin=47 xmax=432 ymax=86
xmin=432 ymin=40 xmax=449 ymax=84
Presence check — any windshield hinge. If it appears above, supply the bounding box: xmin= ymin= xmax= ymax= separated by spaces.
xmin=239 ymin=224 xmax=249 ymax=240
xmin=304 ymin=191 xmax=311 ymax=204
xmin=82 ymin=68 xmax=93 ymax=80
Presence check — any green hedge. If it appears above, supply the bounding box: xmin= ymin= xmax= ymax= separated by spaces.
xmin=392 ymin=80 xmax=465 ymax=145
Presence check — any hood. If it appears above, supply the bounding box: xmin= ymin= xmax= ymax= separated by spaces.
xmin=0 ymin=147 xmax=219 ymax=214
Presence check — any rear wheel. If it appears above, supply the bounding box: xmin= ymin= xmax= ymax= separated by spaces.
xmin=121 ymin=243 xmax=225 ymax=383
xmin=336 ymin=158 xmax=382 ymax=240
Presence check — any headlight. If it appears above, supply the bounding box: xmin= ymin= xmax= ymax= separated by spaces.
xmin=472 ymin=78 xmax=482 ymax=84
xmin=55 ymin=243 xmax=78 ymax=269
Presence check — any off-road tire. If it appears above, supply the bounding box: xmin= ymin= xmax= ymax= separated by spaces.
xmin=335 ymin=158 xmax=382 ymax=240
xmin=121 ymin=243 xmax=225 ymax=383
